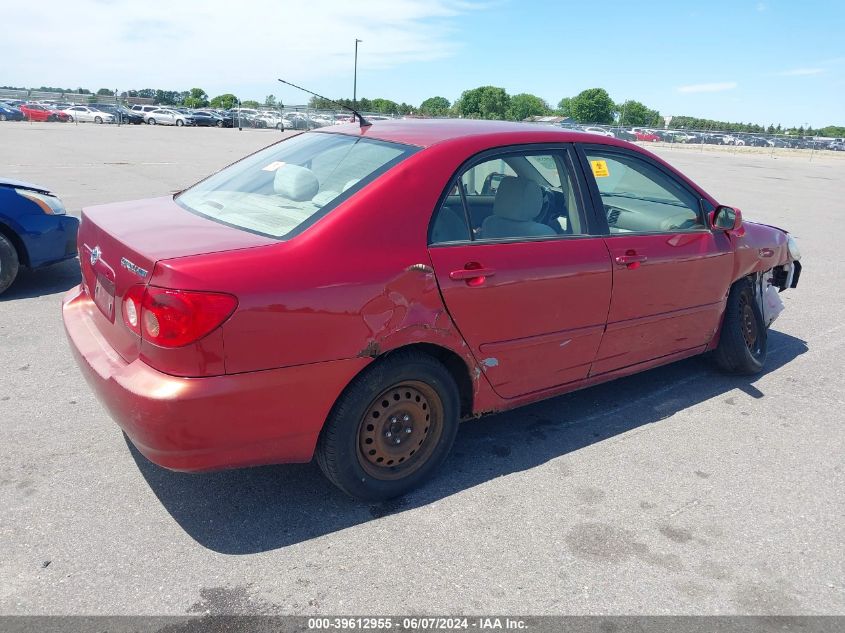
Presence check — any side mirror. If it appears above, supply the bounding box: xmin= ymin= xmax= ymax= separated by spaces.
xmin=710 ymin=205 xmax=743 ymax=232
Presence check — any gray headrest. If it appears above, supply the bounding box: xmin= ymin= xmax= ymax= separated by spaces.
xmin=274 ymin=164 xmax=319 ymax=201
xmin=492 ymin=177 xmax=542 ymax=221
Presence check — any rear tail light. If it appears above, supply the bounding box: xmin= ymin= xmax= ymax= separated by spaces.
xmin=122 ymin=285 xmax=237 ymax=348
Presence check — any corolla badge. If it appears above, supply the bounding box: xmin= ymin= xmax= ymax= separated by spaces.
xmin=120 ymin=257 xmax=148 ymax=278
xmin=90 ymin=245 xmax=101 ymax=266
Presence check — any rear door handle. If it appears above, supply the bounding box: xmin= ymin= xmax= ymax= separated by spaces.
xmin=449 ymin=267 xmax=496 ymax=280
xmin=614 ymin=254 xmax=648 ymax=265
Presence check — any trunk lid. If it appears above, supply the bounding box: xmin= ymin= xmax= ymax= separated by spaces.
xmin=78 ymin=195 xmax=275 ymax=363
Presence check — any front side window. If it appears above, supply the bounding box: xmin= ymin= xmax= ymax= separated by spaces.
xmin=585 ymin=150 xmax=704 ymax=233
xmin=430 ymin=149 xmax=587 ymax=244
xmin=177 ymin=132 xmax=417 ymax=238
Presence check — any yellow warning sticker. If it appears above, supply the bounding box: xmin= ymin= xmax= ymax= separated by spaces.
xmin=590 ymin=159 xmax=610 ymax=178
xmin=262 ymin=161 xmax=286 ymax=172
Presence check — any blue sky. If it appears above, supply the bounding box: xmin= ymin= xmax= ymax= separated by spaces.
xmin=3 ymin=0 xmax=843 ymax=126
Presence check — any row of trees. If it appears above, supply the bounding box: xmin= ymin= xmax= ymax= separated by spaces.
xmin=4 ymin=84 xmax=842 ymax=136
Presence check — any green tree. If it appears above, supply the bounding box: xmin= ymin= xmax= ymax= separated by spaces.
xmin=96 ymin=88 xmax=114 ymax=96
xmin=397 ymin=102 xmax=415 ymax=115
xmin=419 ymin=96 xmax=451 ymax=116
xmin=241 ymin=100 xmax=260 ymax=109
xmin=154 ymin=89 xmax=180 ymax=105
xmin=820 ymin=125 xmax=845 ymax=137
xmin=557 ymin=97 xmax=573 ymax=117
xmin=265 ymin=94 xmax=277 ymax=107
xmin=617 ymin=100 xmax=661 ymax=126
xmin=507 ymin=93 xmax=549 ymax=121
xmin=209 ymin=93 xmax=238 ymax=109
xmin=370 ymin=98 xmax=399 ymax=114
xmin=569 ymin=88 xmax=616 ymax=124
xmin=455 ymin=86 xmax=511 ymax=120
xmin=183 ymin=88 xmax=209 ymax=108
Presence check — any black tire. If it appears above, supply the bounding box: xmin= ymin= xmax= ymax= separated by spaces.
xmin=216 ymin=120 xmax=224 ymax=128
xmin=176 ymin=119 xmax=184 ymax=127
xmin=94 ymin=116 xmax=103 ymax=124
xmin=316 ymin=350 xmax=460 ymax=501
xmin=66 ymin=115 xmax=74 ymax=122
xmin=0 ymin=232 xmax=21 ymax=295
xmin=713 ymin=278 xmax=767 ymax=374
xmin=148 ymin=118 xmax=156 ymax=125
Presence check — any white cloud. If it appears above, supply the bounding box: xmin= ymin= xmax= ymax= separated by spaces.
xmin=777 ymin=68 xmax=825 ymax=76
xmin=0 ymin=0 xmax=486 ymax=97
xmin=677 ymin=82 xmax=738 ymax=94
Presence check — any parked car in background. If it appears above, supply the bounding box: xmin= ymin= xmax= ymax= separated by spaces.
xmin=63 ymin=120 xmax=802 ymax=500
xmin=61 ymin=105 xmax=115 ymax=124
xmin=0 ymin=178 xmax=79 ymax=295
xmin=93 ymin=105 xmax=145 ymax=125
xmin=634 ymin=130 xmax=660 ymax=142
xmin=0 ymin=102 xmax=25 ymax=121
xmin=130 ymin=105 xmax=160 ymax=118
xmin=255 ymin=111 xmax=284 ymax=129
xmin=581 ymin=126 xmax=614 ymax=137
xmin=144 ymin=108 xmax=195 ymax=126
xmin=19 ymin=103 xmax=70 ymax=122
xmin=191 ymin=110 xmax=226 ymax=127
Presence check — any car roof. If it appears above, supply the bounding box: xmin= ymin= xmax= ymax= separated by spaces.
xmin=315 ymin=118 xmax=627 ymax=149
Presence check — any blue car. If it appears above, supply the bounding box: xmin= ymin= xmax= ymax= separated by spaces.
xmin=0 ymin=179 xmax=79 ymax=295
xmin=0 ymin=102 xmax=25 ymax=122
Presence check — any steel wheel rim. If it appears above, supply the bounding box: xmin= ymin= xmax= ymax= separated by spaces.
xmin=357 ymin=380 xmax=443 ymax=480
xmin=739 ymin=292 xmax=759 ymax=352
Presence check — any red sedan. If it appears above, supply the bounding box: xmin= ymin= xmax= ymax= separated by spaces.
xmin=19 ymin=103 xmax=69 ymax=122
xmin=635 ymin=130 xmax=661 ymax=142
xmin=63 ymin=120 xmax=802 ymax=500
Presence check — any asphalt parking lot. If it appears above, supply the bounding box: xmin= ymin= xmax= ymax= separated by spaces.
xmin=1 ymin=123 xmax=843 ymax=616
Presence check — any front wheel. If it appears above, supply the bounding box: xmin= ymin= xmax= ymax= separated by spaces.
xmin=216 ymin=120 xmax=224 ymax=128
xmin=713 ymin=278 xmax=767 ymax=374
xmin=94 ymin=116 xmax=103 ymax=124
xmin=176 ymin=119 xmax=184 ymax=127
xmin=0 ymin=233 xmax=21 ymax=295
xmin=147 ymin=118 xmax=156 ymax=125
xmin=315 ymin=351 xmax=460 ymax=501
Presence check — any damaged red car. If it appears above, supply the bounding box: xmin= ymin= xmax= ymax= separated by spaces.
xmin=63 ymin=120 xmax=802 ymax=500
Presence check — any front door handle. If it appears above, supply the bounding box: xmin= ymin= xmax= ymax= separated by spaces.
xmin=449 ymin=267 xmax=496 ymax=280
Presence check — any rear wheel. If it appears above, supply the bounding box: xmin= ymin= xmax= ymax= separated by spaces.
xmin=0 ymin=233 xmax=21 ymax=295
xmin=316 ymin=351 xmax=460 ymax=501
xmin=147 ymin=118 xmax=156 ymax=125
xmin=176 ymin=119 xmax=184 ymax=127
xmin=94 ymin=116 xmax=103 ymax=124
xmin=713 ymin=278 xmax=767 ymax=374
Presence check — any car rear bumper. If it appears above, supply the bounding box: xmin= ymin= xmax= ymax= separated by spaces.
xmin=62 ymin=286 xmax=369 ymax=472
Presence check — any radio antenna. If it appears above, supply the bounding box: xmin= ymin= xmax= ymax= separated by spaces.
xmin=277 ymin=78 xmax=371 ymax=128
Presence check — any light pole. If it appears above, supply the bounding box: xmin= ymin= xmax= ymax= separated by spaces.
xmin=353 ymin=38 xmax=362 ymax=111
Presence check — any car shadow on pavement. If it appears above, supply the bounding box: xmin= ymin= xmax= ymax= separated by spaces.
xmin=128 ymin=329 xmax=807 ymax=555
xmin=0 ymin=258 xmax=80 ymax=301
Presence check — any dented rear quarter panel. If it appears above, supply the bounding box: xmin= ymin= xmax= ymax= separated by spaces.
xmin=150 ymin=146 xmax=497 ymax=410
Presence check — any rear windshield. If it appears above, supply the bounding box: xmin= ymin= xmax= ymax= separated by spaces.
xmin=176 ymin=132 xmax=418 ymax=238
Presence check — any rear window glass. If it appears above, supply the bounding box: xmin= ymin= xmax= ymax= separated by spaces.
xmin=176 ymin=132 xmax=417 ymax=238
